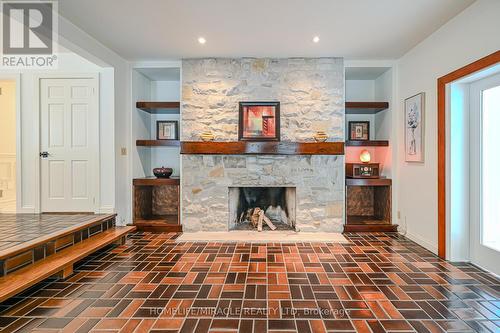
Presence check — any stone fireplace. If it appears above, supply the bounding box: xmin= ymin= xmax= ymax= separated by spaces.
xmin=228 ymin=186 xmax=296 ymax=231
xmin=180 ymin=57 xmax=345 ymax=232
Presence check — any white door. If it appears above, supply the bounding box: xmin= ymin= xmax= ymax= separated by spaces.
xmin=470 ymin=73 xmax=500 ymax=275
xmin=40 ymin=78 xmax=99 ymax=212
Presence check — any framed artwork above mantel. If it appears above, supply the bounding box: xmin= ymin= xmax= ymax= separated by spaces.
xmin=238 ymin=101 xmax=280 ymax=141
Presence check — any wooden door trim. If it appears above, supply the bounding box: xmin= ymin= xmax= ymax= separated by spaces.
xmin=437 ymin=50 xmax=500 ymax=259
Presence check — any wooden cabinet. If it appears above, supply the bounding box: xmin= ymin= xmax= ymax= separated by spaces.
xmin=344 ymin=178 xmax=397 ymax=232
xmin=133 ymin=177 xmax=182 ymax=232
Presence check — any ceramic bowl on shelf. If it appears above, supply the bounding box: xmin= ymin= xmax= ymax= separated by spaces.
xmin=313 ymin=131 xmax=328 ymax=142
xmin=153 ymin=166 xmax=173 ymax=178
xmin=200 ymin=131 xmax=215 ymax=141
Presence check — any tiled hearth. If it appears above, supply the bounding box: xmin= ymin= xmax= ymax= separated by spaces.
xmin=0 ymin=232 xmax=498 ymax=332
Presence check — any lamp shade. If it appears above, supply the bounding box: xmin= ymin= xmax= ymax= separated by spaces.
xmin=359 ymin=150 xmax=371 ymax=163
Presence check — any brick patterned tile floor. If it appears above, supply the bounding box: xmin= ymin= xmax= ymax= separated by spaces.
xmin=0 ymin=232 xmax=498 ymax=332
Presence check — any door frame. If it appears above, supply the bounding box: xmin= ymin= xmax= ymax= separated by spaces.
xmin=437 ymin=50 xmax=500 ymax=259
xmin=0 ymin=73 xmax=21 ymax=213
xmin=34 ymin=73 xmax=100 ymax=213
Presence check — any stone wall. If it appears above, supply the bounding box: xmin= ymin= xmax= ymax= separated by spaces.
xmin=182 ymin=155 xmax=344 ymax=232
xmin=181 ymin=58 xmax=344 ymax=141
xmin=181 ymin=58 xmax=345 ymax=232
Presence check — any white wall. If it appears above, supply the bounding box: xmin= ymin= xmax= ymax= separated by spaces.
xmin=0 ymin=80 xmax=16 ymax=212
xmin=396 ymin=0 xmax=500 ymax=254
xmin=1 ymin=52 xmax=115 ymax=214
xmin=131 ymin=75 xmax=181 ymax=179
xmin=151 ymin=81 xmax=180 ymax=101
xmin=150 ymin=80 xmax=181 ymax=177
xmin=56 ymin=15 xmax=132 ymax=225
xmin=0 ymin=14 xmax=131 ymax=223
xmin=345 ymin=80 xmax=376 ymax=139
xmin=132 ymin=71 xmax=152 ymax=178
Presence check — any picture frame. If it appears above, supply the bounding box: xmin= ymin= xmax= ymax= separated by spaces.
xmin=156 ymin=120 xmax=179 ymax=140
xmin=404 ymin=92 xmax=425 ymax=162
xmin=348 ymin=121 xmax=370 ymax=141
xmin=238 ymin=102 xmax=280 ymax=141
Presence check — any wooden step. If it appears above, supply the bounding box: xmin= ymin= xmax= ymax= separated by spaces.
xmin=0 ymin=226 xmax=135 ymax=303
xmin=0 ymin=214 xmax=117 ymax=276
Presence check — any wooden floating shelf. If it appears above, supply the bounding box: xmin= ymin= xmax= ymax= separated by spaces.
xmin=180 ymin=141 xmax=344 ymax=155
xmin=136 ymin=140 xmax=180 ymax=147
xmin=133 ymin=177 xmax=180 ymax=186
xmin=136 ymin=101 xmax=180 ymax=114
xmin=346 ymin=101 xmax=389 ymax=114
xmin=346 ymin=178 xmax=392 ymax=187
xmin=346 ymin=140 xmax=389 ymax=147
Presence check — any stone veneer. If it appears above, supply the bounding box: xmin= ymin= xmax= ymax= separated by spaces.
xmin=181 ymin=58 xmax=345 ymax=232
xmin=181 ymin=58 xmax=344 ymax=141
xmin=182 ymin=155 xmax=344 ymax=232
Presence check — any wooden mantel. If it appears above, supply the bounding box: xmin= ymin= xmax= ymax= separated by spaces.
xmin=180 ymin=141 xmax=344 ymax=155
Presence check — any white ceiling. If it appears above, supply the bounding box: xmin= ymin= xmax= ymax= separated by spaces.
xmin=58 ymin=0 xmax=475 ymax=61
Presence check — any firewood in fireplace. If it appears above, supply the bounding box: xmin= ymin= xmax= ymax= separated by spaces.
xmin=260 ymin=210 xmax=277 ymax=231
xmin=246 ymin=207 xmax=277 ymax=231
xmin=257 ymin=210 xmax=263 ymax=231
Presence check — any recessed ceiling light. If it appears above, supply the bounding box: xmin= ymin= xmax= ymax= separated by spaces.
xmin=313 ymin=36 xmax=320 ymax=43
xmin=198 ymin=37 xmax=206 ymax=44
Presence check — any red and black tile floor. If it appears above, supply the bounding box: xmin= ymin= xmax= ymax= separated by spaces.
xmin=0 ymin=232 xmax=498 ymax=332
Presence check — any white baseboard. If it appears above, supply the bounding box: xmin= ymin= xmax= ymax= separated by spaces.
xmin=18 ymin=206 xmax=36 ymax=214
xmin=404 ymin=232 xmax=438 ymax=255
xmin=98 ymin=206 xmax=115 ymax=214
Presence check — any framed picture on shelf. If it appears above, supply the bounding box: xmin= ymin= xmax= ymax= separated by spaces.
xmin=238 ymin=101 xmax=280 ymax=141
xmin=156 ymin=120 xmax=179 ymax=140
xmin=348 ymin=121 xmax=370 ymax=141
xmin=404 ymin=92 xmax=425 ymax=162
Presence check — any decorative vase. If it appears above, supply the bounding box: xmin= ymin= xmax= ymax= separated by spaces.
xmin=153 ymin=166 xmax=173 ymax=178
xmin=313 ymin=131 xmax=328 ymax=142
xmin=200 ymin=131 xmax=215 ymax=141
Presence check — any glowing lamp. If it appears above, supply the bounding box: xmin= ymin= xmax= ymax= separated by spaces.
xmin=359 ymin=150 xmax=371 ymax=163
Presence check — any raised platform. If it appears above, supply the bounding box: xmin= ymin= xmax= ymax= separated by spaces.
xmin=0 ymin=214 xmax=116 ymax=276
xmin=0 ymin=213 xmax=136 ymax=302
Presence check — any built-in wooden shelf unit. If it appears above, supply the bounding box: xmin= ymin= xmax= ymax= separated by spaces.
xmin=345 ymin=101 xmax=389 ymax=114
xmin=136 ymin=101 xmax=180 ymax=114
xmin=344 ymin=177 xmax=397 ymax=232
xmin=133 ymin=177 xmax=181 ymax=232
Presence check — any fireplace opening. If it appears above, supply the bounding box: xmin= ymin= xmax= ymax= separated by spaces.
xmin=229 ymin=187 xmax=296 ymax=231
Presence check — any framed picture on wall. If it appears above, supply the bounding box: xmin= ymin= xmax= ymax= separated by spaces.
xmin=348 ymin=121 xmax=370 ymax=141
xmin=238 ymin=102 xmax=280 ymax=141
xmin=404 ymin=92 xmax=425 ymax=162
xmin=157 ymin=120 xmax=179 ymax=140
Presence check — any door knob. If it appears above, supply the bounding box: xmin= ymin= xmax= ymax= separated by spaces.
xmin=39 ymin=152 xmax=50 ymax=158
